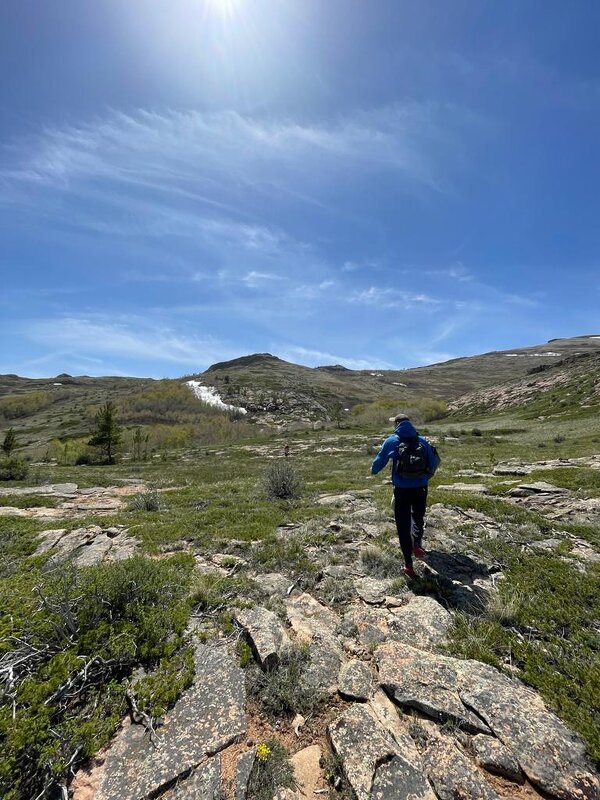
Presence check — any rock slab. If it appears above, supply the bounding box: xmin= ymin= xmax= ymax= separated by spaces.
xmin=235 ymin=606 xmax=291 ymax=669
xmin=92 ymin=644 xmax=246 ymax=800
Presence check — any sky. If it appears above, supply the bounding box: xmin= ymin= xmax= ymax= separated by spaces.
xmin=1 ymin=0 xmax=599 ymax=377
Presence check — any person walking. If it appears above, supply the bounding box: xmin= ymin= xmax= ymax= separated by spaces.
xmin=371 ymin=413 xmax=440 ymax=578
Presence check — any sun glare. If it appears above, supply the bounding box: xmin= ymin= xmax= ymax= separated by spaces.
xmin=205 ymin=0 xmax=240 ymax=18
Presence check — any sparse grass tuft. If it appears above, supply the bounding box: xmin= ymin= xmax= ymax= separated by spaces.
xmin=127 ymin=489 xmax=164 ymax=512
xmin=360 ymin=545 xmax=405 ymax=578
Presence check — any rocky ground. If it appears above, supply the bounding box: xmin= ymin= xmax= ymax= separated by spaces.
xmin=7 ymin=475 xmax=597 ymax=800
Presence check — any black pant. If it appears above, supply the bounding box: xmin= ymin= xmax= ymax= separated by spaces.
xmin=394 ymin=486 xmax=428 ymax=567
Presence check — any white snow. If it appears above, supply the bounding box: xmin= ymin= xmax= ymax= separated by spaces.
xmin=186 ymin=381 xmax=247 ymax=415
xmin=504 ymin=352 xmax=562 ymax=357
xmin=53 ymin=382 xmax=63 ymax=386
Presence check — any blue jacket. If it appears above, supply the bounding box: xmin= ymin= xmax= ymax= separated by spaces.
xmin=371 ymin=420 xmax=440 ymax=488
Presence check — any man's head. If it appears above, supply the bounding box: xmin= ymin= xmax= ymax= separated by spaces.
xmin=389 ymin=413 xmax=410 ymax=427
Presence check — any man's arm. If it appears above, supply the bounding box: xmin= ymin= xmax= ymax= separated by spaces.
xmin=371 ymin=436 xmax=396 ymax=475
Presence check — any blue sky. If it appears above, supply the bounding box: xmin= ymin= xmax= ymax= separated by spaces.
xmin=1 ymin=0 xmax=599 ymax=377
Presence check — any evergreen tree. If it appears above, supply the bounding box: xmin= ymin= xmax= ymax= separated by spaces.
xmin=88 ymin=401 xmax=122 ymax=464
xmin=1 ymin=428 xmax=17 ymax=456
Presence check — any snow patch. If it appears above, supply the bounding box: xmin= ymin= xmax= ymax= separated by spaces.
xmin=185 ymin=381 xmax=247 ymax=415
xmin=504 ymin=352 xmax=562 ymax=358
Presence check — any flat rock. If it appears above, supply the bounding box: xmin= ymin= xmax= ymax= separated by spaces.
xmin=368 ymin=689 xmax=422 ymax=762
xmin=388 ymin=595 xmax=452 ymax=650
xmin=471 ymin=734 xmax=524 ymax=783
xmin=235 ymin=749 xmax=256 ymax=800
xmin=302 ymin=639 xmax=343 ymax=695
xmin=458 ymin=661 xmax=600 ymax=799
xmin=354 ymin=576 xmax=393 ymax=604
xmin=91 ymin=644 xmax=246 ymax=800
xmin=492 ymin=464 xmax=531 ymax=476
xmin=317 ymin=493 xmax=357 ymax=507
xmin=509 ymin=481 xmax=568 ymax=496
xmin=423 ymin=739 xmax=501 ymax=800
xmin=437 ymin=483 xmax=490 ymax=494
xmin=328 ymin=704 xmax=436 ymax=800
xmin=338 ymin=660 xmax=373 ymax=701
xmin=255 ymin=572 xmax=294 ymax=596
xmin=375 ymin=643 xmax=491 ymax=735
xmin=291 ymin=745 xmax=321 ymax=800
xmin=286 ymin=593 xmax=340 ymax=642
xmin=172 ymin=754 xmax=221 ymax=799
xmin=36 ymin=526 xmax=139 ymax=569
xmin=235 ymin=606 xmax=291 ymax=669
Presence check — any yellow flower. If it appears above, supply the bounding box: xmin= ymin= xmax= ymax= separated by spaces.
xmin=256 ymin=743 xmax=272 ymax=762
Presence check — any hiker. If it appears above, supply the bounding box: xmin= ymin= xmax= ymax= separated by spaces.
xmin=371 ymin=413 xmax=440 ymax=578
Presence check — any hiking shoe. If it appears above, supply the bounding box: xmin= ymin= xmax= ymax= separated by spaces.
xmin=403 ymin=565 xmax=416 ymax=579
xmin=413 ymin=545 xmax=426 ymax=559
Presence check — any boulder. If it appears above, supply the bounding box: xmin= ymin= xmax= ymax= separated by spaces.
xmin=328 ymin=704 xmax=436 ymax=800
xmin=235 ymin=607 xmax=291 ymax=670
xmin=471 ymin=734 xmax=523 ymax=783
xmin=388 ymin=595 xmax=452 ymax=650
xmin=255 ymin=572 xmax=294 ymax=596
xmin=354 ymin=577 xmax=394 ymax=605
xmin=423 ymin=739 xmax=501 ymax=800
xmin=458 ymin=661 xmax=600 ymax=800
xmin=338 ymin=660 xmax=373 ymax=701
xmin=235 ymin=749 xmax=256 ymax=800
xmin=508 ymin=482 xmax=568 ymax=497
xmin=37 ymin=526 xmax=139 ymax=569
xmin=291 ymin=745 xmax=322 ymax=800
xmin=286 ymin=593 xmax=340 ymax=642
xmin=375 ymin=643 xmax=491 ymax=735
xmin=90 ymin=644 xmax=246 ymax=800
xmin=302 ymin=639 xmax=344 ymax=695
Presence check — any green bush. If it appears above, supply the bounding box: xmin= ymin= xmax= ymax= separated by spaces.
xmin=246 ymin=645 xmax=325 ymax=719
xmin=0 ymin=554 xmax=194 ymax=800
xmin=0 ymin=457 xmax=29 ymax=481
xmin=127 ymin=489 xmax=164 ymax=512
xmin=246 ymin=740 xmax=296 ymax=800
xmin=261 ymin=460 xmax=303 ymax=500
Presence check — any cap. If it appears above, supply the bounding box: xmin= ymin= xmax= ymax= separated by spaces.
xmin=389 ymin=413 xmax=410 ymax=425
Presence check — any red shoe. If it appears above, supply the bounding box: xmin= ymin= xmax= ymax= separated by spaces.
xmin=403 ymin=566 xmax=416 ymax=579
xmin=413 ymin=545 xmax=426 ymax=559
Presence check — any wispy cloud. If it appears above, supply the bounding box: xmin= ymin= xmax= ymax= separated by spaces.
xmin=349 ymin=286 xmax=441 ymax=309
xmin=23 ymin=316 xmax=241 ymax=370
xmin=276 ymin=344 xmax=396 ymax=370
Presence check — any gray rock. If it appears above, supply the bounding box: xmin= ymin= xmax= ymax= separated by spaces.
xmin=423 ymin=739 xmax=501 ymax=800
xmin=509 ymin=481 xmax=568 ymax=496
xmin=375 ymin=643 xmax=491 ymax=735
xmin=338 ymin=660 xmax=373 ymax=701
xmin=302 ymin=638 xmax=343 ymax=695
xmin=317 ymin=493 xmax=357 ymax=507
xmin=471 ymin=734 xmax=523 ymax=783
xmin=458 ymin=661 xmax=600 ymax=800
xmin=328 ymin=704 xmax=436 ymax=800
xmin=354 ymin=576 xmax=393 ymax=604
xmin=286 ymin=593 xmax=341 ymax=642
xmin=37 ymin=526 xmax=139 ymax=569
xmin=93 ymin=644 xmax=246 ymax=800
xmin=437 ymin=483 xmax=490 ymax=494
xmin=235 ymin=606 xmax=291 ymax=669
xmin=388 ymin=595 xmax=452 ymax=650
xmin=172 ymin=754 xmax=221 ymax=799
xmin=255 ymin=572 xmax=294 ymax=596
xmin=235 ymin=749 xmax=256 ymax=800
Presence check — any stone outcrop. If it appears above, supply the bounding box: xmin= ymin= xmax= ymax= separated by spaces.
xmin=471 ymin=734 xmax=524 ymax=783
xmin=328 ymin=704 xmax=436 ymax=800
xmin=35 ymin=525 xmax=139 ymax=568
xmin=85 ymin=644 xmax=246 ymax=800
xmin=338 ymin=660 xmax=373 ymax=701
xmin=235 ymin=606 xmax=291 ymax=669
xmin=423 ymin=739 xmax=501 ymax=800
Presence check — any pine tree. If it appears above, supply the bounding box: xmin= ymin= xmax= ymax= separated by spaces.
xmin=1 ymin=428 xmax=17 ymax=457
xmin=88 ymin=401 xmax=122 ymax=464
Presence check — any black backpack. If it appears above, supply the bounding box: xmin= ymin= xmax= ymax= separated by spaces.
xmin=395 ymin=437 xmax=428 ymax=478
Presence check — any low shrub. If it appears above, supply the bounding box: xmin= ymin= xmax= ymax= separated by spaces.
xmin=128 ymin=489 xmax=164 ymax=512
xmin=246 ymin=645 xmax=325 ymax=719
xmin=246 ymin=739 xmax=296 ymax=800
xmin=261 ymin=460 xmax=304 ymax=500
xmin=0 ymin=457 xmax=29 ymax=481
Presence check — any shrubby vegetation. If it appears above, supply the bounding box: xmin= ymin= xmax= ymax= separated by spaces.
xmin=0 ymin=554 xmax=195 ymax=800
xmin=261 ymin=460 xmax=304 ymax=500
xmin=349 ymin=397 xmax=447 ymax=428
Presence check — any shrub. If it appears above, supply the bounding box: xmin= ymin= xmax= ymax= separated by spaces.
xmin=261 ymin=460 xmax=303 ymax=500
xmin=471 ymin=427 xmax=483 ymax=437
xmin=246 ymin=645 xmax=325 ymax=719
xmin=246 ymin=739 xmax=296 ymax=800
xmin=0 ymin=457 xmax=29 ymax=481
xmin=75 ymin=452 xmax=93 ymax=465
xmin=128 ymin=489 xmax=164 ymax=512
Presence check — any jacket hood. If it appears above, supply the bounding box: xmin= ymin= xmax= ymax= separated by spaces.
xmin=395 ymin=419 xmax=418 ymax=439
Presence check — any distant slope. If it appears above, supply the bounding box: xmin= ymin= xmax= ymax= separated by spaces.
xmin=448 ymin=351 xmax=600 ymax=419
